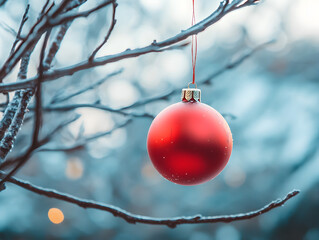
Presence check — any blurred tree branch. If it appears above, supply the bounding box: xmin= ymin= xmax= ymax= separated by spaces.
xmin=38 ymin=118 xmax=132 ymax=152
xmin=0 ymin=0 xmax=260 ymax=92
xmin=0 ymin=115 xmax=81 ymax=169
xmin=50 ymin=69 xmax=123 ymax=104
xmin=0 ymin=0 xmax=87 ymax=178
xmin=32 ymin=41 xmax=273 ymax=120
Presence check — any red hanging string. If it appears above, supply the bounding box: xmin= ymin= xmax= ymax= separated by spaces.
xmin=191 ymin=0 xmax=198 ymax=85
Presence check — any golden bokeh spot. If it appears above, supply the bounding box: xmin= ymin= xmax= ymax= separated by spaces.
xmin=66 ymin=157 xmax=84 ymax=180
xmin=48 ymin=208 xmax=64 ymax=224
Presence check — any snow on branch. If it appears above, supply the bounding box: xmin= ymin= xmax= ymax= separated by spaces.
xmin=0 ymin=172 xmax=299 ymax=228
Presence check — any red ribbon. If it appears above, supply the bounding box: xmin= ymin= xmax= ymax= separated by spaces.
xmin=191 ymin=0 xmax=197 ymax=85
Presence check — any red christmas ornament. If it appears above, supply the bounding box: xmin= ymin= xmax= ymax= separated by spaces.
xmin=147 ymin=88 xmax=233 ymax=185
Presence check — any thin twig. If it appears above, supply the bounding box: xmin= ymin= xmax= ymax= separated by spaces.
xmin=1 ymin=115 xmax=81 ymax=169
xmin=0 ymin=94 xmax=22 ymax=143
xmin=38 ymin=103 xmax=155 ymax=119
xmin=10 ymin=4 xmax=30 ymax=55
xmin=40 ymin=0 xmax=52 ymax=16
xmin=39 ymin=118 xmax=132 ymax=152
xmin=0 ymin=175 xmax=300 ymax=228
xmin=117 ymin=89 xmax=176 ymax=111
xmin=32 ymin=30 xmax=51 ymax=146
xmin=49 ymin=0 xmax=115 ymax=27
xmin=89 ymin=1 xmax=117 ymax=61
xmin=0 ymin=0 xmax=66 ymax=81
xmin=120 ymin=40 xmax=275 ymax=110
xmin=51 ymin=69 xmax=123 ymax=104
xmin=0 ymin=91 xmax=33 ymax=160
xmin=0 ymin=21 xmax=18 ymax=37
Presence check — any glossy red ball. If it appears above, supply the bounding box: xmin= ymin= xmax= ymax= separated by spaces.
xmin=147 ymin=101 xmax=233 ymax=185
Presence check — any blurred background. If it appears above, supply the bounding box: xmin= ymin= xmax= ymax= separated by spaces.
xmin=0 ymin=0 xmax=318 ymax=239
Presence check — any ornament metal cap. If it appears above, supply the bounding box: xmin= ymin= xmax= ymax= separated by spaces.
xmin=181 ymin=83 xmax=201 ymax=102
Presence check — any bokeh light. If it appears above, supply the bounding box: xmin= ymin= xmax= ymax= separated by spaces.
xmin=48 ymin=208 xmax=64 ymax=225
xmin=65 ymin=157 xmax=84 ymax=180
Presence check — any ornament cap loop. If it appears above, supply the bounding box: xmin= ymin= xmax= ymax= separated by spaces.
xmin=188 ymin=82 xmax=197 ymax=89
xmin=181 ymin=87 xmax=201 ymax=102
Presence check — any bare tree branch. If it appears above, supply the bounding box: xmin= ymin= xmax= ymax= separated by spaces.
xmin=0 ymin=0 xmax=86 ymax=163
xmin=0 ymin=2 xmax=94 ymax=187
xmin=40 ymin=0 xmax=52 ymax=16
xmin=0 ymin=9 xmax=70 ymax=162
xmin=0 ymin=31 xmax=51 ymax=185
xmin=0 ymin=0 xmax=108 ymax=82
xmin=0 ymin=0 xmax=260 ymax=92
xmin=0 ymin=49 xmax=34 ymax=162
xmin=0 ymin=174 xmax=300 ymax=228
xmin=42 ymin=40 xmax=274 ymax=118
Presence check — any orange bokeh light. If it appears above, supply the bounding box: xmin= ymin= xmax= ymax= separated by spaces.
xmin=48 ymin=208 xmax=64 ymax=224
